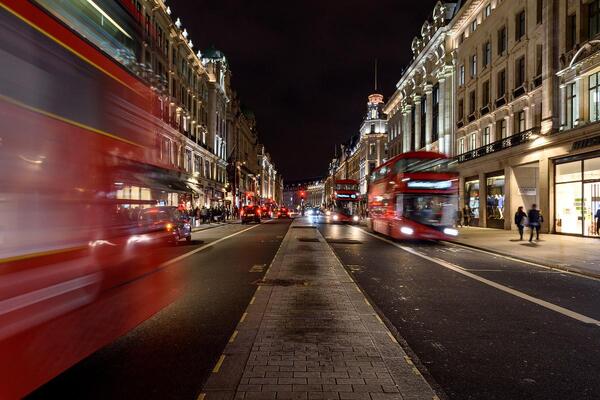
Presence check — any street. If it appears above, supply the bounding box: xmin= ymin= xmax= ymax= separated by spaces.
xmin=21 ymin=218 xmax=600 ymax=400
xmin=27 ymin=220 xmax=291 ymax=400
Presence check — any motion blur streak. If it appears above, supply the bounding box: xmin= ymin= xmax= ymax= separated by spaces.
xmin=0 ymin=0 xmax=200 ymax=397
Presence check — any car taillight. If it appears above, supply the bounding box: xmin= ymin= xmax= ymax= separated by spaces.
xmin=166 ymin=223 xmax=173 ymax=231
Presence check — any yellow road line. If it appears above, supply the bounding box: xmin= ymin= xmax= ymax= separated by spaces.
xmin=249 ymin=296 xmax=256 ymax=305
xmin=240 ymin=312 xmax=248 ymax=323
xmin=387 ymin=331 xmax=398 ymax=344
xmin=212 ymin=355 xmax=225 ymax=373
xmin=228 ymin=330 xmax=238 ymax=343
xmin=197 ymin=393 xmax=206 ymax=400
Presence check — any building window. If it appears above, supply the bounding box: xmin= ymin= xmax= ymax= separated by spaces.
xmin=498 ymin=25 xmax=507 ymax=55
xmin=483 ymin=41 xmax=491 ymax=68
xmin=590 ymin=0 xmax=600 ymax=38
xmin=468 ymin=132 xmax=477 ymax=150
xmin=458 ymin=98 xmax=464 ymax=121
xmin=459 ymin=31 xmax=465 ymax=44
xmin=485 ymin=4 xmax=492 ymax=18
xmin=469 ymin=90 xmax=476 ymax=115
xmin=470 ymin=54 xmax=477 ymax=77
xmin=482 ymin=80 xmax=490 ymax=105
xmin=458 ymin=137 xmax=466 ymax=154
xmin=369 ymin=143 xmax=376 ymax=157
xmin=567 ymin=14 xmax=577 ymax=50
xmin=497 ymin=118 xmax=507 ymax=138
xmin=420 ymin=96 xmax=427 ymax=149
xmin=432 ymin=83 xmax=440 ymax=142
xmin=566 ymin=82 xmax=577 ymax=128
xmin=515 ymin=110 xmax=526 ymax=133
xmin=471 ymin=19 xmax=477 ymax=33
xmin=497 ymin=69 xmax=506 ymax=98
xmin=537 ymin=0 xmax=543 ymax=24
xmin=516 ymin=10 xmax=526 ymax=41
xmin=590 ymin=72 xmax=600 ymax=122
xmin=515 ymin=56 xmax=526 ymax=88
xmin=459 ymin=64 xmax=465 ymax=85
xmin=483 ymin=126 xmax=491 ymax=145
xmin=370 ymin=123 xmax=375 ymax=133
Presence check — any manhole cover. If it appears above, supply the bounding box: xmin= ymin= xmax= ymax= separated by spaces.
xmin=298 ymin=237 xmax=320 ymax=242
xmin=292 ymin=226 xmax=317 ymax=229
xmin=255 ymin=279 xmax=309 ymax=286
xmin=326 ymin=238 xmax=363 ymax=244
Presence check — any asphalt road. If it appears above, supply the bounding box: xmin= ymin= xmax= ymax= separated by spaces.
xmin=316 ymin=221 xmax=600 ymax=400
xmin=27 ymin=219 xmax=291 ymax=400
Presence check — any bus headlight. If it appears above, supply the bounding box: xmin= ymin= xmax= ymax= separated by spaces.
xmin=326 ymin=210 xmax=331 ymax=216
xmin=443 ymin=228 xmax=458 ymax=236
xmin=333 ymin=215 xmax=339 ymax=221
xmin=352 ymin=215 xmax=359 ymax=222
xmin=400 ymin=226 xmax=414 ymax=235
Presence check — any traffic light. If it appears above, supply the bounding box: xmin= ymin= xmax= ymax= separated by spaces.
xmin=300 ymin=191 xmax=305 ymax=199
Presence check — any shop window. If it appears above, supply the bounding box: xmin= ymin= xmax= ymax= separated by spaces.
xmin=584 ymin=158 xmax=600 ymax=180
xmin=590 ymin=72 xmax=600 ymax=122
xmin=556 ymin=161 xmax=582 ymax=183
xmin=590 ymin=0 xmax=600 ymax=38
xmin=486 ymin=174 xmax=505 ymax=229
xmin=465 ymin=178 xmax=480 ymax=225
xmin=555 ymin=182 xmax=583 ymax=234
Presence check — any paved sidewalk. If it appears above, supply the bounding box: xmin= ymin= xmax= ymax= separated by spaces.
xmin=200 ymin=218 xmax=439 ymax=400
xmin=454 ymin=227 xmax=600 ymax=277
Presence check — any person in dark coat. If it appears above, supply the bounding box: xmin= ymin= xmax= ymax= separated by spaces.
xmin=514 ymin=206 xmax=527 ymax=240
xmin=456 ymin=208 xmax=464 ymax=227
xmin=527 ymin=204 xmax=543 ymax=242
xmin=595 ymin=208 xmax=600 ymax=236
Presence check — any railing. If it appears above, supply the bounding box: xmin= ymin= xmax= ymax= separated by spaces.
xmin=456 ymin=127 xmax=540 ymax=163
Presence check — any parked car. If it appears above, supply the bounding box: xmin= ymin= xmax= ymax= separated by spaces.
xmin=137 ymin=206 xmax=192 ymax=244
xmin=241 ymin=205 xmax=261 ymax=224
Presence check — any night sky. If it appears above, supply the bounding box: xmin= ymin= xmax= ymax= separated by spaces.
xmin=169 ymin=0 xmax=438 ymax=181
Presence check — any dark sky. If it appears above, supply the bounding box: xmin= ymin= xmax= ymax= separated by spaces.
xmin=169 ymin=0 xmax=438 ymax=181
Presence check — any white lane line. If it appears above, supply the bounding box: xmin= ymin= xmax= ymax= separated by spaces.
xmin=444 ymin=241 xmax=600 ymax=282
xmin=159 ymin=224 xmax=261 ymax=268
xmin=358 ymin=228 xmax=600 ymax=326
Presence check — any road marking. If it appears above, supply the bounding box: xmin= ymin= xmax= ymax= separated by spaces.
xmin=212 ymin=355 xmax=226 ymax=373
xmin=197 ymin=393 xmax=206 ymax=400
xmin=159 ymin=224 xmax=261 ymax=268
xmin=240 ymin=312 xmax=248 ymax=323
xmin=355 ymin=285 xmax=361 ymax=293
xmin=256 ymin=285 xmax=261 ymax=292
xmin=360 ymin=229 xmax=600 ymax=326
xmin=387 ymin=331 xmax=398 ymax=343
xmin=250 ymin=296 xmax=256 ymax=305
xmin=364 ymin=298 xmax=371 ymax=306
xmin=228 ymin=330 xmax=238 ymax=343
xmin=375 ymin=314 xmax=384 ymax=324
xmin=404 ymin=355 xmax=414 ymax=365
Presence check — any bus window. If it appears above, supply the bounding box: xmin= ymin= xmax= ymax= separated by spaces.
xmin=393 ymin=158 xmax=455 ymax=174
xmin=401 ymin=194 xmax=456 ymax=227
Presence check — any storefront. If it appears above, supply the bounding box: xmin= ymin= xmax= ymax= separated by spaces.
xmin=485 ymin=172 xmax=505 ymax=229
xmin=464 ymin=177 xmax=480 ymax=226
xmin=555 ymin=152 xmax=600 ymax=237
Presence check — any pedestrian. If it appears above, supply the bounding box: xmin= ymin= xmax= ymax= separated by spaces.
xmin=201 ymin=206 xmax=208 ymax=224
xmin=527 ymin=204 xmax=543 ymax=242
xmin=595 ymin=207 xmax=600 ymax=236
xmin=514 ymin=206 xmax=527 ymax=240
xmin=456 ymin=208 xmax=463 ymax=227
xmin=463 ymin=205 xmax=471 ymax=226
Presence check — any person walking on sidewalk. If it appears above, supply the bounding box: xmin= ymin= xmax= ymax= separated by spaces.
xmin=456 ymin=208 xmax=463 ymax=227
xmin=527 ymin=204 xmax=543 ymax=242
xmin=514 ymin=206 xmax=527 ymax=240
xmin=595 ymin=207 xmax=600 ymax=236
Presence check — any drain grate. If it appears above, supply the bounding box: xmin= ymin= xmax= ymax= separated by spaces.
xmin=298 ymin=237 xmax=320 ymax=242
xmin=326 ymin=238 xmax=363 ymax=244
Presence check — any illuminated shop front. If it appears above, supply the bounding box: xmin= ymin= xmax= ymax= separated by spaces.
xmin=555 ymin=152 xmax=600 ymax=237
xmin=485 ymin=173 xmax=505 ymax=229
xmin=464 ymin=177 xmax=480 ymax=226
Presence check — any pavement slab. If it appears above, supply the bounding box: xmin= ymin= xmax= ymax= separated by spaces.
xmin=201 ymin=219 xmax=439 ymax=400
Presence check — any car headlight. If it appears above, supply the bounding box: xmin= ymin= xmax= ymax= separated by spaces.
xmin=333 ymin=215 xmax=339 ymax=221
xmin=353 ymin=215 xmax=359 ymax=222
xmin=326 ymin=210 xmax=331 ymax=216
xmin=400 ymin=226 xmax=414 ymax=235
xmin=443 ymin=228 xmax=458 ymax=236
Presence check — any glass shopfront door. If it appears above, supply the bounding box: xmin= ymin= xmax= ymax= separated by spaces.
xmin=555 ymin=154 xmax=600 ymax=237
xmin=464 ymin=178 xmax=480 ymax=226
xmin=486 ymin=173 xmax=505 ymax=229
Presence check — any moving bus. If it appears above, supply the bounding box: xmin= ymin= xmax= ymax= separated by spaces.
xmin=367 ymin=152 xmax=459 ymax=240
xmin=0 ymin=0 xmax=194 ymax=397
xmin=327 ymin=179 xmax=361 ymax=223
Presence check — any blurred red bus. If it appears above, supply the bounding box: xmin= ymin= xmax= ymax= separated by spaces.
xmin=0 ymin=0 xmax=196 ymax=397
xmin=327 ymin=179 xmax=360 ymax=223
xmin=367 ymin=152 xmax=459 ymax=240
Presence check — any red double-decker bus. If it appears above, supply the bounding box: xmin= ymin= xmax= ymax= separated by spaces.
xmin=367 ymin=152 xmax=459 ymax=240
xmin=327 ymin=179 xmax=361 ymax=223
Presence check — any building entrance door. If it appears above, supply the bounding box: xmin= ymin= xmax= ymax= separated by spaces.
xmin=584 ymin=182 xmax=600 ymax=237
